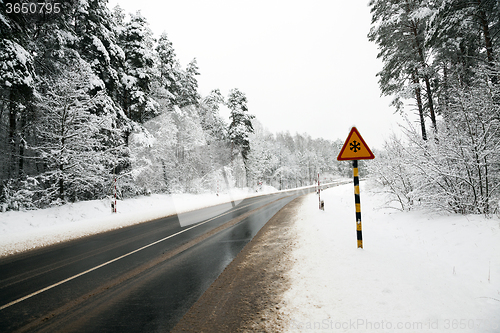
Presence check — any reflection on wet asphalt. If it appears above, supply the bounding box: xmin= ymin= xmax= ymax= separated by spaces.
xmin=45 ymin=194 xmax=298 ymax=332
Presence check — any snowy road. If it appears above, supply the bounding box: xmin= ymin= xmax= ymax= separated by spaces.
xmin=0 ymin=188 xmax=318 ymax=332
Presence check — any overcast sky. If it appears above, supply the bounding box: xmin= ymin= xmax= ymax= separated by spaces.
xmin=108 ymin=0 xmax=404 ymax=149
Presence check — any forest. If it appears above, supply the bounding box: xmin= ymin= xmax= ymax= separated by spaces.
xmin=2 ymin=0 xmax=499 ymax=216
xmin=368 ymin=0 xmax=500 ymax=214
xmin=0 ymin=0 xmax=345 ymax=211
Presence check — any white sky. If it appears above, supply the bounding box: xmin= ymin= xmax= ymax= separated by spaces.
xmin=107 ymin=0 xmax=405 ymax=149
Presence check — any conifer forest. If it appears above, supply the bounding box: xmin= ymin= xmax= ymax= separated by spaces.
xmin=0 ymin=0 xmax=345 ymax=211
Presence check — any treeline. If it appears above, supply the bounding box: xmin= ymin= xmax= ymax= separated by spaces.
xmin=368 ymin=0 xmax=500 ymax=214
xmin=248 ymin=123 xmax=353 ymax=191
xmin=0 ymin=0 xmax=343 ymax=211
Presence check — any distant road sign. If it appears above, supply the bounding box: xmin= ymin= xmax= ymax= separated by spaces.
xmin=337 ymin=127 xmax=375 ymax=161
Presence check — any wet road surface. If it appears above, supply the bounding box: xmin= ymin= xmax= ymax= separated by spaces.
xmin=0 ymin=187 xmax=320 ymax=332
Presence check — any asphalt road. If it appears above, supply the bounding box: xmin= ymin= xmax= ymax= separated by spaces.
xmin=0 ymin=186 xmax=324 ymax=332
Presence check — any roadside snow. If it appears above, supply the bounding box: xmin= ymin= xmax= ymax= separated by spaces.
xmin=0 ymin=181 xmax=340 ymax=258
xmin=0 ymin=186 xmax=280 ymax=258
xmin=284 ymin=181 xmax=500 ymax=333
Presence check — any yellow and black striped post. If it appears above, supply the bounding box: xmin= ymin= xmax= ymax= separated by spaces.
xmin=353 ymin=160 xmax=363 ymax=248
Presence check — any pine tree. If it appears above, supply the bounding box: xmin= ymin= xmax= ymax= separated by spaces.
xmin=155 ymin=32 xmax=182 ymax=105
xmin=227 ymin=88 xmax=254 ymax=186
xmin=368 ymin=0 xmax=438 ymax=138
xmin=430 ymin=0 xmax=500 ymax=87
xmin=177 ymin=58 xmax=201 ymax=108
xmin=117 ymin=10 xmax=157 ymax=123
xmin=73 ymin=0 xmax=125 ymax=96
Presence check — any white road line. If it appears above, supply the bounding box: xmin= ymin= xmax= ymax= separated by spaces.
xmin=0 ymin=197 xmax=271 ymax=311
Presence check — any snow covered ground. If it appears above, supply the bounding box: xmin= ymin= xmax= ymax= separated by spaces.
xmin=283 ymin=181 xmax=500 ymax=332
xmin=2 ymin=179 xmax=499 ymax=332
xmin=0 ymin=185 xmax=282 ymax=258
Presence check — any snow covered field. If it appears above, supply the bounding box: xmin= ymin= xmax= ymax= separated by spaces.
xmin=283 ymin=182 xmax=500 ymax=332
xmin=0 ymin=186 xmax=282 ymax=257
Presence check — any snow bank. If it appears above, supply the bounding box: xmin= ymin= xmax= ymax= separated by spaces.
xmin=0 ymin=187 xmax=279 ymax=258
xmin=284 ymin=181 xmax=500 ymax=332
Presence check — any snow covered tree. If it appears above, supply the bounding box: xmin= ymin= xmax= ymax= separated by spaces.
xmin=227 ymin=88 xmax=254 ymax=186
xmin=177 ymin=58 xmax=201 ymax=108
xmin=368 ymin=0 xmax=438 ymax=138
xmin=429 ymin=0 xmax=500 ymax=90
xmin=117 ymin=10 xmax=158 ymax=123
xmin=0 ymin=1 xmax=34 ymax=180
xmin=441 ymin=68 xmax=500 ymax=214
xmin=128 ymin=111 xmax=179 ymax=194
xmin=32 ymin=59 xmax=115 ymax=205
xmin=227 ymin=88 xmax=254 ymax=159
xmin=73 ymin=0 xmax=125 ymax=96
xmin=111 ymin=4 xmax=126 ymax=27
xmin=246 ymin=121 xmax=278 ymax=187
xmin=171 ymin=105 xmax=207 ymax=191
xmin=199 ymin=89 xmax=227 ymax=142
xmin=0 ymin=38 xmax=35 ymax=179
xmin=371 ymin=67 xmax=500 ymax=215
xmin=155 ymin=32 xmax=182 ymax=105
xmin=146 ymin=111 xmax=178 ymax=192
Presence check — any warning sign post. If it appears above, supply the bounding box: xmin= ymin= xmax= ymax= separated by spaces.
xmin=337 ymin=127 xmax=374 ymax=248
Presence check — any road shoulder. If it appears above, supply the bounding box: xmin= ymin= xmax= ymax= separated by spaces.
xmin=171 ymin=194 xmax=308 ymax=332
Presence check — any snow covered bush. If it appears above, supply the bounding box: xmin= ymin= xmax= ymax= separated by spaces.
xmin=439 ymin=73 xmax=500 ymax=214
xmin=0 ymin=178 xmax=38 ymax=211
xmin=370 ymin=72 xmax=500 ymax=215
xmin=368 ymin=133 xmax=416 ymax=211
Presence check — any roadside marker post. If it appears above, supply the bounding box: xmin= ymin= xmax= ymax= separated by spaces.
xmin=337 ymin=127 xmax=375 ymax=248
xmin=112 ymin=166 xmax=117 ymax=213
xmin=318 ymin=173 xmax=325 ymax=210
xmin=318 ymin=173 xmax=321 ymax=209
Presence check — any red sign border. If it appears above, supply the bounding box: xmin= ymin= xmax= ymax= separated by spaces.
xmin=337 ymin=126 xmax=375 ymax=161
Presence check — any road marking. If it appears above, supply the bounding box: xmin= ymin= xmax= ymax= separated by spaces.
xmin=0 ymin=197 xmax=274 ymax=311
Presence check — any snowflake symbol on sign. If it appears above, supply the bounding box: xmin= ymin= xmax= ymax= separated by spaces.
xmin=349 ymin=140 xmax=361 ymax=153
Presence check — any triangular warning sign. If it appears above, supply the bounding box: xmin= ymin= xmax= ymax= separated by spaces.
xmin=337 ymin=127 xmax=375 ymax=161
